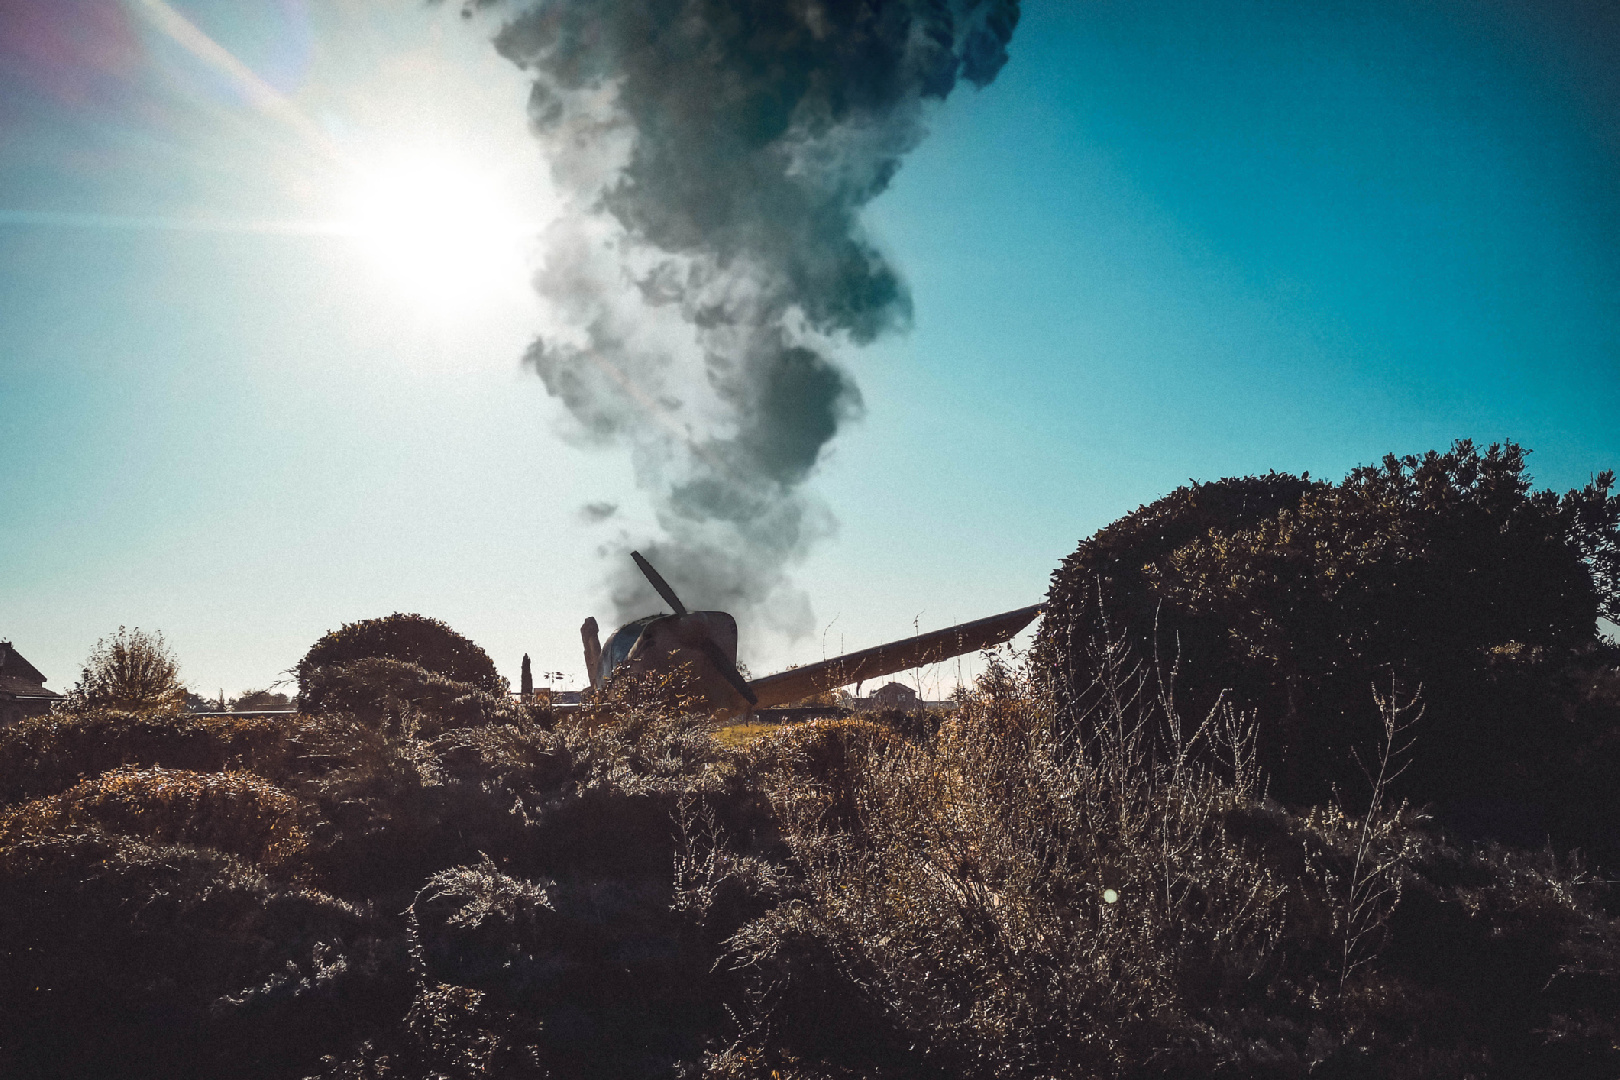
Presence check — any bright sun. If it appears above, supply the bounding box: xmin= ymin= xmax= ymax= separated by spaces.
xmin=343 ymin=156 xmax=535 ymax=308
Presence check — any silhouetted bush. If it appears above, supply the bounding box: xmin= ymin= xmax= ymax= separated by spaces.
xmin=232 ymin=689 xmax=292 ymax=711
xmin=1037 ymin=441 xmax=1620 ymax=851
xmin=0 ymin=829 xmax=389 ymax=1080
xmin=297 ymin=613 xmax=506 ymax=712
xmin=299 ymin=656 xmax=539 ymax=737
xmin=714 ymin=648 xmax=1620 ymax=1080
xmin=311 ymin=980 xmax=553 ymax=1079
xmin=723 ymin=634 xmax=1297 ymax=1078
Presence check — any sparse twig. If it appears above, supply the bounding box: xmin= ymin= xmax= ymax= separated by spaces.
xmin=1335 ymin=675 xmax=1423 ymax=991
xmin=672 ymin=793 xmax=728 ymax=919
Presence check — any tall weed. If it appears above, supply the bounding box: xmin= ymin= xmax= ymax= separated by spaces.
xmin=725 ymin=637 xmax=1287 ymax=1078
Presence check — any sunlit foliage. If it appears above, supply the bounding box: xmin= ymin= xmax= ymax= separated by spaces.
xmin=65 ymin=626 xmax=186 ymax=716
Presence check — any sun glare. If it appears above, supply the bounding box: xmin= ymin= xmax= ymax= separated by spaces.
xmin=343 ymin=156 xmax=535 ymax=309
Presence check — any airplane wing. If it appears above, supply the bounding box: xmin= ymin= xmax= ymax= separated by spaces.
xmin=746 ymin=604 xmax=1042 ymax=709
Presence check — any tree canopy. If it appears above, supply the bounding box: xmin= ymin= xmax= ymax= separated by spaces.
xmin=67 ymin=628 xmax=186 ymax=716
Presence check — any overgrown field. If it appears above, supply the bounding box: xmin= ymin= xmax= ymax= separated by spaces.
xmin=4 ymin=441 xmax=1619 ymax=1079
xmin=1 ymin=647 xmax=1615 ymax=1079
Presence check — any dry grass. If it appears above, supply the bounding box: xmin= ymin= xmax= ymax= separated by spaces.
xmin=718 ymin=643 xmax=1292 ymax=1078
xmin=713 ymin=720 xmax=786 ymax=747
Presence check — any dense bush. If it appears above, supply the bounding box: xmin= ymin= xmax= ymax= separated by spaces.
xmin=0 ymin=766 xmax=310 ymax=872
xmin=232 ymin=689 xmax=292 ymax=711
xmin=299 ymin=656 xmax=541 ymax=738
xmin=721 ymin=646 xmax=1290 ymax=1078
xmin=1037 ymin=441 xmax=1620 ymax=844
xmin=0 ymin=709 xmax=300 ymax=805
xmin=721 ymin=646 xmax=1620 ymax=1080
xmin=297 ymin=614 xmax=506 ymax=712
xmin=0 ymin=829 xmax=384 ymax=1080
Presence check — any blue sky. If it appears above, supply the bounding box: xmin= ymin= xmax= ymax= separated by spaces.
xmin=2 ymin=0 xmax=1616 ymax=697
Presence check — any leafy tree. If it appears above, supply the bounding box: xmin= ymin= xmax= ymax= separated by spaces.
xmin=67 ymin=628 xmax=186 ymax=716
xmin=297 ymin=613 xmax=506 ymax=713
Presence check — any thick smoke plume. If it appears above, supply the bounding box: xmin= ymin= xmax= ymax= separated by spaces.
xmin=486 ymin=0 xmax=1020 ymax=639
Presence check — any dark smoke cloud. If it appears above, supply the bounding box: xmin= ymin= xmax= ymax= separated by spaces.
xmin=485 ymin=0 xmax=1020 ymax=640
xmin=578 ymin=501 xmax=619 ymax=523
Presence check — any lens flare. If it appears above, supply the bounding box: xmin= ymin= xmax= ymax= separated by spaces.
xmin=344 ymin=156 xmax=534 ymax=308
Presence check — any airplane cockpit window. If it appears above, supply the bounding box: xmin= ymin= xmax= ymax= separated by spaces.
xmin=598 ymin=614 xmax=666 ymax=685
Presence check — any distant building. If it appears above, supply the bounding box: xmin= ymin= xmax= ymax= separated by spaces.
xmin=0 ymin=641 xmax=64 ymax=726
xmin=848 ymin=681 xmax=955 ymax=712
xmin=865 ymin=682 xmax=921 ymax=710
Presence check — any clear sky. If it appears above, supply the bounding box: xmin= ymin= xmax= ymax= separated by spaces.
xmin=3 ymin=0 xmax=1617 ymax=699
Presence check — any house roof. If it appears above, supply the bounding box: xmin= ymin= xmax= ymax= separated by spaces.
xmin=872 ymin=681 xmax=918 ymax=696
xmin=0 ymin=641 xmax=59 ymax=697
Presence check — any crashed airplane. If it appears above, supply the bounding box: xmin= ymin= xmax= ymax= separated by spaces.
xmin=579 ymin=551 xmax=1041 ymax=717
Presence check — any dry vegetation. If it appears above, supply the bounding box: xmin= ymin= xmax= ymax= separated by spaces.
xmin=2 ymin=639 xmax=1616 ymax=1079
xmin=2 ymin=444 xmax=1618 ymax=1079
